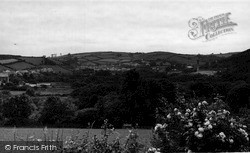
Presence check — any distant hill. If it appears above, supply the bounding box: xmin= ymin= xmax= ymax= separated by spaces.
xmin=53 ymin=51 xmax=236 ymax=69
xmin=0 ymin=50 xmax=243 ymax=74
xmin=0 ymin=55 xmax=71 ymax=74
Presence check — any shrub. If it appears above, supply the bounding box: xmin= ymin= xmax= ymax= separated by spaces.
xmin=2 ymin=94 xmax=34 ymax=126
xmin=226 ymin=83 xmax=250 ymax=113
xmin=26 ymin=88 xmax=35 ymax=96
xmin=39 ymin=96 xmax=76 ymax=125
xmin=75 ymin=108 xmax=98 ymax=127
xmin=151 ymin=96 xmax=250 ymax=152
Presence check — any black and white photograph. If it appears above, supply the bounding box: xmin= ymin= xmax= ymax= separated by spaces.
xmin=0 ymin=0 xmax=249 ymax=152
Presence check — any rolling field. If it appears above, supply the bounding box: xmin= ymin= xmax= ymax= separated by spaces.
xmin=6 ymin=62 xmax=35 ymax=70
xmin=19 ymin=57 xmax=45 ymax=65
xmin=0 ymin=128 xmax=152 ymax=146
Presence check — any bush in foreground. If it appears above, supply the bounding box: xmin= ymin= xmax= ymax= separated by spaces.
xmin=151 ymin=96 xmax=250 ymax=152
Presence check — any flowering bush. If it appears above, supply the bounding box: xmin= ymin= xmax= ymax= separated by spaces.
xmin=152 ymin=96 xmax=250 ymax=152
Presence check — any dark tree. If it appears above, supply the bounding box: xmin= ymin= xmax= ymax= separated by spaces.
xmin=40 ymin=96 xmax=76 ymax=125
xmin=2 ymin=94 xmax=34 ymax=125
xmin=226 ymin=83 xmax=250 ymax=113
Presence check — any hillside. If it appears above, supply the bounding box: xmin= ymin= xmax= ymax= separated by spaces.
xmin=218 ymin=49 xmax=250 ymax=73
xmin=52 ymin=51 xmax=234 ymax=72
xmin=0 ymin=51 xmax=241 ymax=73
xmin=0 ymin=55 xmax=71 ymax=74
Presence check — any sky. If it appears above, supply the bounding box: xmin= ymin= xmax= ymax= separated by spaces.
xmin=0 ymin=0 xmax=250 ymax=56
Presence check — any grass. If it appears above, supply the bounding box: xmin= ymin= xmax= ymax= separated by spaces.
xmin=6 ymin=61 xmax=35 ymax=70
xmin=19 ymin=57 xmax=45 ymax=65
xmin=0 ymin=128 xmax=152 ymax=147
xmin=0 ymin=59 xmax=18 ymax=64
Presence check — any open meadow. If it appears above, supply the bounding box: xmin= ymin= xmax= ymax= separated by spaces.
xmin=0 ymin=128 xmax=152 ymax=147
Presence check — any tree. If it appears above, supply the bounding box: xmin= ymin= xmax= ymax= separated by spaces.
xmin=75 ymin=108 xmax=98 ymax=127
xmin=40 ymin=96 xmax=76 ymax=125
xmin=226 ymin=83 xmax=250 ymax=113
xmin=2 ymin=94 xmax=33 ymax=125
xmin=26 ymin=88 xmax=35 ymax=96
xmin=121 ymin=69 xmax=142 ymax=125
xmin=97 ymin=93 xmax=126 ymax=127
xmin=189 ymin=81 xmax=215 ymax=98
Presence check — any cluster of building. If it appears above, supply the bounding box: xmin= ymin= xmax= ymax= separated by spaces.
xmin=77 ymin=65 xmax=132 ymax=71
xmin=0 ymin=67 xmax=55 ymax=86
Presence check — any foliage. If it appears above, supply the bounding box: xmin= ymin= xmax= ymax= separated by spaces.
xmin=2 ymin=94 xmax=34 ymax=125
xmin=26 ymin=87 xmax=35 ymax=96
xmin=151 ymin=96 xmax=250 ymax=152
xmin=63 ymin=120 xmax=146 ymax=153
xmin=75 ymin=108 xmax=98 ymax=127
xmin=226 ymin=83 xmax=250 ymax=113
xmin=39 ymin=96 xmax=77 ymax=125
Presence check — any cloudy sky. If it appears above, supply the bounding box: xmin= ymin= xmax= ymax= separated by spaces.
xmin=0 ymin=0 xmax=250 ymax=56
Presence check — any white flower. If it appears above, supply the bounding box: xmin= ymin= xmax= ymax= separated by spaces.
xmin=195 ymin=131 xmax=203 ymax=139
xmin=154 ymin=124 xmax=163 ymax=131
xmin=177 ymin=112 xmax=181 ymax=115
xmin=148 ymin=147 xmax=156 ymax=152
xmin=230 ymin=123 xmax=234 ymax=127
xmin=167 ymin=113 xmax=171 ymax=119
xmin=209 ymin=110 xmax=216 ymax=115
xmin=204 ymin=120 xmax=210 ymax=126
xmin=197 ymin=133 xmax=203 ymax=138
xmin=208 ymin=124 xmax=213 ymax=129
xmin=186 ymin=122 xmax=193 ymax=127
xmin=202 ymin=101 xmax=208 ymax=105
xmin=185 ymin=112 xmax=189 ymax=116
xmin=219 ymin=132 xmax=226 ymax=139
xmin=163 ymin=123 xmax=167 ymax=128
xmin=229 ymin=138 xmax=234 ymax=144
xmin=198 ymin=127 xmax=204 ymax=132
xmin=198 ymin=102 xmax=201 ymax=107
xmin=148 ymin=147 xmax=160 ymax=153
xmin=174 ymin=108 xmax=178 ymax=111
xmin=186 ymin=109 xmax=191 ymax=113
xmin=187 ymin=150 xmax=192 ymax=153
xmin=239 ymin=128 xmax=248 ymax=138
xmin=223 ymin=109 xmax=230 ymax=115
xmin=194 ymin=131 xmax=199 ymax=136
